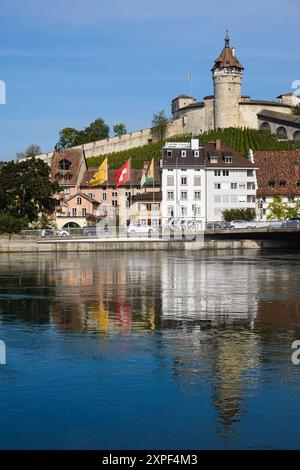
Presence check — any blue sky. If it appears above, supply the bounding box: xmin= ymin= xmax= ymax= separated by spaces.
xmin=0 ymin=0 xmax=299 ymax=160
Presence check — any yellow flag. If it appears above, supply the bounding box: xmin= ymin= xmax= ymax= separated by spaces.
xmin=89 ymin=157 xmax=108 ymax=186
xmin=147 ymin=158 xmax=154 ymax=182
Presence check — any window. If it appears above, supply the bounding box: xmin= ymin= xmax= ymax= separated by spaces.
xmin=151 ymin=203 xmax=159 ymax=212
xmin=223 ymin=170 xmax=229 ymax=176
xmin=260 ymin=122 xmax=271 ymax=134
xmin=103 ymin=193 xmax=107 ymax=201
xmin=138 ymin=203 xmax=147 ymax=211
xmin=231 ymin=183 xmax=237 ymax=189
xmin=88 ymin=193 xmax=93 ymax=198
xmin=247 ymin=182 xmax=255 ymax=190
xmin=167 ymin=175 xmax=174 ymax=186
xmin=167 ymin=206 xmax=174 ymax=216
xmin=82 ymin=208 xmax=87 ymax=217
xmin=247 ymin=170 xmax=254 ymax=177
xmin=214 ymin=183 xmax=221 ymax=190
xmin=279 ymin=180 xmax=286 ymax=187
xmin=112 ymin=191 xmax=117 ymax=197
xmin=194 ymin=206 xmax=201 ymax=216
xmin=77 ymin=197 xmax=82 ymax=205
xmin=181 ymin=206 xmax=187 ymax=217
xmin=181 ymin=176 xmax=187 ymax=185
xmin=276 ymin=126 xmax=287 ymax=139
xmin=181 ymin=150 xmax=186 ymax=158
xmin=167 ymin=150 xmax=172 ymax=157
xmin=194 ymin=150 xmax=199 ymax=158
xmin=214 ymin=170 xmax=221 ymax=176
xmin=112 ymin=200 xmax=118 ymax=207
xmin=63 ymin=187 xmax=70 ymax=194
xmin=247 ymin=195 xmax=255 ymax=203
xmin=180 ymin=191 xmax=188 ymax=200
xmin=167 ymin=191 xmax=174 ymax=200
xmin=297 ymin=181 xmax=300 ymax=187
xmin=72 ymin=208 xmax=77 ymax=216
xmin=210 ymin=156 xmax=218 ymax=164
xmin=239 ymin=183 xmax=246 ymax=190
xmin=194 ymin=175 xmax=201 ymax=186
xmin=194 ymin=191 xmax=201 ymax=200
xmin=214 ymin=195 xmax=221 ymax=203
xmin=140 ymin=219 xmax=147 ymax=226
xmin=222 ymin=195 xmax=230 ymax=203
xmin=59 ymin=159 xmax=71 ymax=170
xmin=269 ymin=180 xmax=276 ymax=188
xmin=225 ymin=156 xmax=233 ymax=163
xmin=125 ymin=192 xmax=131 ymax=198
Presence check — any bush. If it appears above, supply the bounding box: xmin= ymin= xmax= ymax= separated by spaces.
xmin=0 ymin=215 xmax=29 ymax=234
xmin=222 ymin=208 xmax=256 ymax=222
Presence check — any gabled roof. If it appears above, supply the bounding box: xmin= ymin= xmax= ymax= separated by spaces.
xmin=257 ymin=109 xmax=300 ymax=126
xmin=51 ymin=148 xmax=87 ymax=186
xmin=65 ymin=192 xmax=100 ymax=204
xmin=255 ymin=151 xmax=300 ymax=196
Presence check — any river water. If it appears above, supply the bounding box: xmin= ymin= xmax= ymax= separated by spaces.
xmin=0 ymin=250 xmax=299 ymax=449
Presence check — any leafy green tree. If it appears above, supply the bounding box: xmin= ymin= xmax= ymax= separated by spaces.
xmin=292 ymin=103 xmax=300 ymax=116
xmin=55 ymin=128 xmax=83 ymax=150
xmin=222 ymin=208 xmax=256 ymax=222
xmin=267 ymin=196 xmax=300 ymax=220
xmin=83 ymin=118 xmax=109 ymax=142
xmin=0 ymin=215 xmax=29 ymax=234
xmin=16 ymin=144 xmax=42 ymax=160
xmin=113 ymin=123 xmax=127 ymax=137
xmin=151 ymin=110 xmax=170 ymax=140
xmin=0 ymin=158 xmax=59 ymax=224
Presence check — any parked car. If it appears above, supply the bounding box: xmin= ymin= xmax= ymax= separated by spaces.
xmin=82 ymin=225 xmax=109 ymax=236
xmin=229 ymin=220 xmax=257 ymax=229
xmin=127 ymin=223 xmax=156 ymax=234
xmin=41 ymin=228 xmax=69 ymax=237
xmin=282 ymin=217 xmax=300 ymax=229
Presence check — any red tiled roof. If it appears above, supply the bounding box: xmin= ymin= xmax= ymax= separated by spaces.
xmin=51 ymin=149 xmax=86 ymax=186
xmin=255 ymin=151 xmax=300 ymax=196
xmin=131 ymin=191 xmax=162 ymax=203
xmin=212 ymin=47 xmax=243 ymax=71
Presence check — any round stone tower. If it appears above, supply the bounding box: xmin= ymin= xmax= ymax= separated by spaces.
xmin=212 ymin=31 xmax=244 ymax=129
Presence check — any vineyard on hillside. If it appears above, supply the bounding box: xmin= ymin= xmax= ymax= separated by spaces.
xmin=86 ymin=128 xmax=300 ymax=169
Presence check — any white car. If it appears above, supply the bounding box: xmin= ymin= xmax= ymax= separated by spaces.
xmin=229 ymin=220 xmax=256 ymax=229
xmin=127 ymin=224 xmax=156 ymax=234
xmin=41 ymin=228 xmax=70 ymax=237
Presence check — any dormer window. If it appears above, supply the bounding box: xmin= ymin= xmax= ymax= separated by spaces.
xmin=210 ymin=156 xmax=218 ymax=164
xmin=181 ymin=150 xmax=186 ymax=158
xmin=279 ymin=180 xmax=286 ymax=187
xmin=167 ymin=150 xmax=172 ymax=157
xmin=224 ymin=156 xmax=233 ymax=163
xmin=59 ymin=159 xmax=72 ymax=170
xmin=269 ymin=180 xmax=276 ymax=188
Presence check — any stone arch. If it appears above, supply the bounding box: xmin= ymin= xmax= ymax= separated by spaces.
xmin=62 ymin=222 xmax=81 ymax=229
xmin=276 ymin=126 xmax=287 ymax=139
xmin=293 ymin=131 xmax=300 ymax=141
xmin=259 ymin=122 xmax=271 ymax=134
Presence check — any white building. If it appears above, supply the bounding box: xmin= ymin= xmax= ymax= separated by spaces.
xmin=161 ymin=139 xmax=257 ymax=226
xmin=161 ymin=139 xmax=206 ymax=230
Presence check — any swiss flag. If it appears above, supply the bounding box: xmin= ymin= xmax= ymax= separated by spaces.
xmin=115 ymin=159 xmax=130 ymax=188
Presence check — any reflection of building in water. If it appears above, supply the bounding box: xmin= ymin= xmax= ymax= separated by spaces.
xmin=47 ymin=253 xmax=162 ymax=333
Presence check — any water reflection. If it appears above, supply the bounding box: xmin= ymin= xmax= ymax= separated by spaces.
xmin=1 ymin=251 xmax=300 ymax=446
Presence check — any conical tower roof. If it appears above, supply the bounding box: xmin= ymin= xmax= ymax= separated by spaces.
xmin=212 ymin=30 xmax=244 ymax=71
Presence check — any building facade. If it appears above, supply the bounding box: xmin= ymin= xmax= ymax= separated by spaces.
xmin=161 ymin=139 xmax=257 ymax=226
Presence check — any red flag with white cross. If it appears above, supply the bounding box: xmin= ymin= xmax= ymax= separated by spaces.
xmin=115 ymin=159 xmax=130 ymax=188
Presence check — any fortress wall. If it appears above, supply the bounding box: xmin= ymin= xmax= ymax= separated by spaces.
xmin=182 ymin=108 xmax=206 ymax=135
xmin=204 ymin=98 xmax=215 ymax=131
xmin=239 ymin=104 xmax=291 ymax=129
xmin=33 ymin=119 xmax=185 ymax=165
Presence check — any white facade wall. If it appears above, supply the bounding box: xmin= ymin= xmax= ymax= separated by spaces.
xmin=161 ymin=167 xmax=206 ymax=230
xmin=206 ymin=168 xmax=257 ymax=222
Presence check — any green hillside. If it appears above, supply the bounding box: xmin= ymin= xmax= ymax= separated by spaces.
xmin=86 ymin=127 xmax=300 ymax=169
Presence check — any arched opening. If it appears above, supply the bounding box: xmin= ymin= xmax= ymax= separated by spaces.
xmin=259 ymin=122 xmax=271 ymax=134
xmin=276 ymin=126 xmax=287 ymax=139
xmin=62 ymin=222 xmax=80 ymax=229
xmin=293 ymin=131 xmax=300 ymax=141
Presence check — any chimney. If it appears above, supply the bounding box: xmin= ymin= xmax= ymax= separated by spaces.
xmin=215 ymin=138 xmax=221 ymax=151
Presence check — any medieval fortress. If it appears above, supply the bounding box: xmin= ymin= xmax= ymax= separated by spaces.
xmin=36 ymin=32 xmax=300 ymax=164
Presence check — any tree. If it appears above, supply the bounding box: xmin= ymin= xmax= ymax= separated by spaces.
xmin=222 ymin=208 xmax=256 ymax=222
xmin=16 ymin=144 xmax=42 ymax=160
xmin=113 ymin=123 xmax=127 ymax=137
xmin=0 ymin=158 xmax=59 ymax=225
xmin=55 ymin=118 xmax=110 ymax=150
xmin=266 ymin=196 xmax=300 ymax=221
xmin=151 ymin=110 xmax=170 ymax=140
xmin=292 ymin=103 xmax=300 ymax=116
xmin=84 ymin=118 xmax=109 ymax=142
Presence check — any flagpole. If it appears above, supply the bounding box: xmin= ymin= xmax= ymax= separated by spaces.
xmin=152 ymin=160 xmax=155 ymax=229
xmin=130 ymin=157 xmax=132 ymax=225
